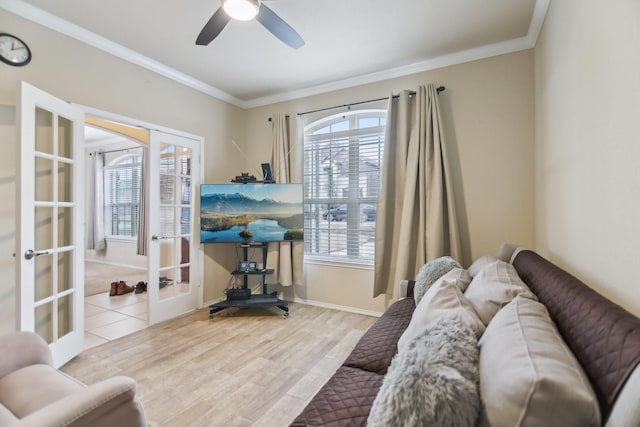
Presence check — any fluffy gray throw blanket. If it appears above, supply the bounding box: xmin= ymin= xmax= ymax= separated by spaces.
xmin=367 ymin=316 xmax=480 ymax=427
xmin=414 ymin=256 xmax=462 ymax=304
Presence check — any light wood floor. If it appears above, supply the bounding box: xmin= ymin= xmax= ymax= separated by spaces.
xmin=62 ymin=303 xmax=377 ymax=427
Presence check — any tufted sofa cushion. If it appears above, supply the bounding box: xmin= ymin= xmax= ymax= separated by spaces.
xmin=289 ymin=366 xmax=384 ymax=427
xmin=293 ymin=292 xmax=416 ymax=426
xmin=512 ymin=250 xmax=640 ymax=420
xmin=382 ymin=295 xmax=416 ymax=318
xmin=343 ymin=298 xmax=415 ymax=374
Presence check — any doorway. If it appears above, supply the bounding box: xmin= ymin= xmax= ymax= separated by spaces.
xmin=80 ymin=115 xmax=203 ymax=350
xmin=83 ymin=124 xmax=149 ymax=349
xmin=16 ymin=83 xmax=202 ymax=363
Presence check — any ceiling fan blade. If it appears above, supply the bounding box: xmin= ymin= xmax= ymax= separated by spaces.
xmin=196 ymin=7 xmax=231 ymax=46
xmin=256 ymin=3 xmax=305 ymax=49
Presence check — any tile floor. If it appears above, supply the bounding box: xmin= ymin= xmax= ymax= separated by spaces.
xmin=84 ymin=290 xmax=148 ymax=350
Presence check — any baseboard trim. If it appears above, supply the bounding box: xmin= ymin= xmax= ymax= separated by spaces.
xmin=282 ymin=296 xmax=383 ymax=318
xmin=85 ymin=259 xmax=147 ymax=271
xmin=201 ymin=296 xmax=382 ymax=318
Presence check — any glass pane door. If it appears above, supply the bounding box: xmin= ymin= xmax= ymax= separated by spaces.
xmin=18 ymin=82 xmax=84 ymax=367
xmin=148 ymin=130 xmax=200 ymax=324
xmin=159 ymin=144 xmax=192 ymax=300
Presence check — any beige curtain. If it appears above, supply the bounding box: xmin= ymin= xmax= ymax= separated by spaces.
xmin=136 ymin=147 xmax=149 ymax=256
xmin=87 ymin=152 xmax=106 ymax=251
xmin=373 ymin=84 xmax=461 ymax=297
xmin=266 ymin=112 xmax=304 ymax=286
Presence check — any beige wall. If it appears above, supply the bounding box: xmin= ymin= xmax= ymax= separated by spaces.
xmin=0 ymin=105 xmax=17 ymax=335
xmin=0 ymin=8 xmax=537 ymax=324
xmin=85 ymin=240 xmax=146 ymax=269
xmin=534 ymin=0 xmax=640 ymax=315
xmin=245 ymin=51 xmax=536 ymax=313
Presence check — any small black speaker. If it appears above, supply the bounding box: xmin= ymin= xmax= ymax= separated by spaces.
xmin=261 ymin=163 xmax=273 ymax=182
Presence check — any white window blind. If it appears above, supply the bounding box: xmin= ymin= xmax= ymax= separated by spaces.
xmin=303 ymin=110 xmax=386 ymax=264
xmin=104 ymin=154 xmax=142 ymax=237
xmin=159 ymin=148 xmax=192 ymax=237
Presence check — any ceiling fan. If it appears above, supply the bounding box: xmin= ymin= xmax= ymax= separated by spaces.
xmin=196 ymin=0 xmax=305 ymax=49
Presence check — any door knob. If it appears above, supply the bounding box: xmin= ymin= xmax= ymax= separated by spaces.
xmin=152 ymin=235 xmax=181 ymax=240
xmin=24 ymin=249 xmax=49 ymax=260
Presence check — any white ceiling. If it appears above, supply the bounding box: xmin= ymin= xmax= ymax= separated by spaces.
xmin=4 ymin=0 xmax=548 ymax=108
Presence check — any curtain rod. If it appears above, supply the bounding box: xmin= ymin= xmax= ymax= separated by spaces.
xmin=296 ymin=86 xmax=445 ymax=117
xmin=268 ymin=115 xmax=289 ymax=122
xmin=89 ymin=146 xmax=144 ymax=156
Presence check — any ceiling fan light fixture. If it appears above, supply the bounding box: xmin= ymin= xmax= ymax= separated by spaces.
xmin=222 ymin=0 xmax=260 ymax=21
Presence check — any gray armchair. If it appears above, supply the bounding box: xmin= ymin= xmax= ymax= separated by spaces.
xmin=0 ymin=331 xmax=147 ymax=427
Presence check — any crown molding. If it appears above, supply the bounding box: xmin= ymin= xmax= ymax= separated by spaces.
xmin=0 ymin=0 xmax=245 ymax=107
xmin=244 ymin=36 xmax=533 ymax=108
xmin=526 ymin=0 xmax=550 ymax=47
xmin=1 ymin=0 xmax=549 ymax=110
xmin=246 ymin=0 xmax=550 ymax=108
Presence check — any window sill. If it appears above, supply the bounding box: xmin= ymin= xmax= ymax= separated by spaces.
xmin=105 ymin=236 xmax=137 ymax=242
xmin=303 ymin=255 xmax=374 ymax=271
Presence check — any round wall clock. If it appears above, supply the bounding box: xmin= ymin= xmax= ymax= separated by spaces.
xmin=0 ymin=33 xmax=32 ymax=66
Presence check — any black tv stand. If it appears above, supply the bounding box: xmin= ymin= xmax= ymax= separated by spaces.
xmin=208 ymin=242 xmax=289 ymax=319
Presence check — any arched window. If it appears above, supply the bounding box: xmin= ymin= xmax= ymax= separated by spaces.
xmin=303 ymin=109 xmax=386 ymax=264
xmin=104 ymin=153 xmax=142 ymax=237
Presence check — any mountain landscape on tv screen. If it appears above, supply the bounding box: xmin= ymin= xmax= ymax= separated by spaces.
xmin=200 ymin=187 xmax=303 ymax=243
xmin=201 ymin=192 xmax=301 ymax=214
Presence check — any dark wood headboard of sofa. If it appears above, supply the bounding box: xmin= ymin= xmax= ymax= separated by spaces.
xmin=512 ymin=250 xmax=640 ymax=421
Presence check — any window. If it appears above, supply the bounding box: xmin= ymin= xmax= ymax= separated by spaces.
xmin=104 ymin=154 xmax=142 ymax=237
xmin=303 ymin=110 xmax=386 ymax=264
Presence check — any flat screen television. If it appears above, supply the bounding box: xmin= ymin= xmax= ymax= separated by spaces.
xmin=200 ymin=183 xmax=304 ymax=243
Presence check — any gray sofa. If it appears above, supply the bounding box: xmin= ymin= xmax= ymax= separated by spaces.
xmin=0 ymin=331 xmax=147 ymax=427
xmin=291 ymin=246 xmax=640 ymax=426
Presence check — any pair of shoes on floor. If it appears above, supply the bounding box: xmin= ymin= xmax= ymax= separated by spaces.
xmin=135 ymin=281 xmax=147 ymax=294
xmin=159 ymin=276 xmax=173 ymax=289
xmin=109 ymin=281 xmax=135 ymax=297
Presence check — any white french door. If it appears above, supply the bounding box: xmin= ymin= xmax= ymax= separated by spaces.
xmin=148 ymin=130 xmax=201 ymax=324
xmin=17 ymin=82 xmax=84 ymax=367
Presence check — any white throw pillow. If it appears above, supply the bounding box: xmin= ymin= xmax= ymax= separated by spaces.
xmin=464 ymin=260 xmax=537 ymax=325
xmin=398 ymin=271 xmax=484 ymax=353
xmin=413 ymin=256 xmax=463 ymax=305
xmin=468 ymin=255 xmax=498 ymax=278
xmin=477 ymin=296 xmax=601 ymax=427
